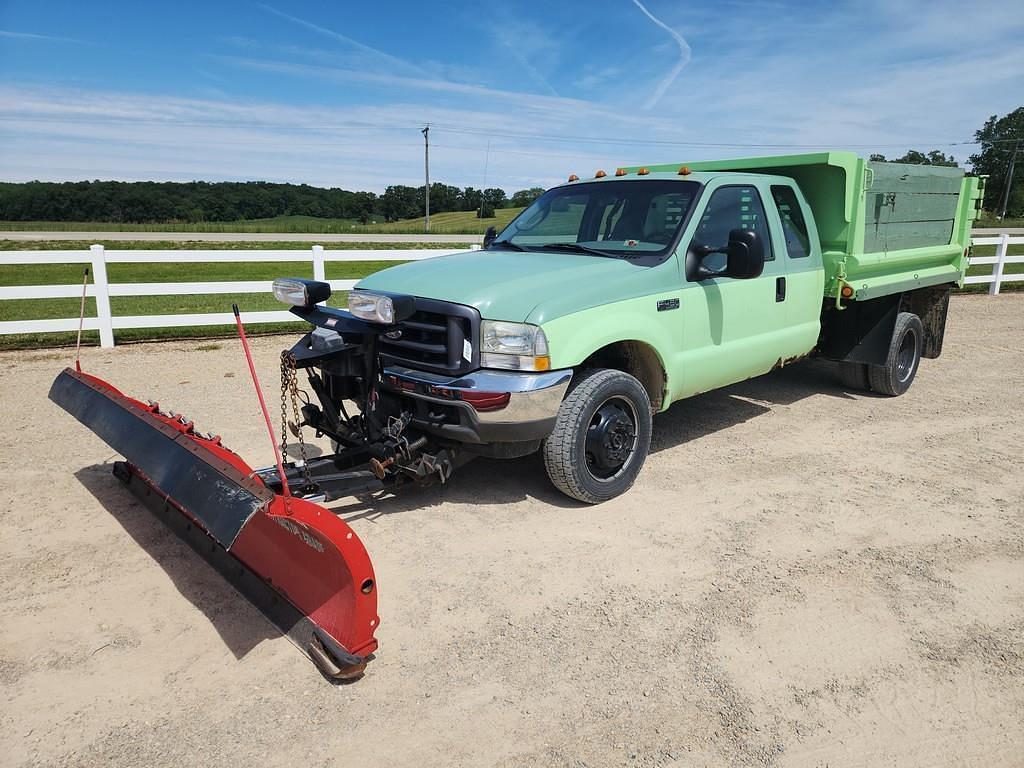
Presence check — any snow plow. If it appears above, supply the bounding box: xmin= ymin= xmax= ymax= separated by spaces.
xmin=49 ymin=280 xmax=490 ymax=680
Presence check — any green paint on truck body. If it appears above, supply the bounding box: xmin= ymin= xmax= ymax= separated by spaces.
xmin=357 ymin=153 xmax=977 ymax=413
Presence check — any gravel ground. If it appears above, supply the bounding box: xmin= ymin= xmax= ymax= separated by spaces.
xmin=2 ymin=294 xmax=1022 ymax=768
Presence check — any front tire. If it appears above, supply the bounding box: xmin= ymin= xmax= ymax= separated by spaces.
xmin=542 ymin=369 xmax=652 ymax=504
xmin=868 ymin=312 xmax=923 ymax=396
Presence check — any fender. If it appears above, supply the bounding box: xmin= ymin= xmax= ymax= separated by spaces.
xmin=540 ymin=293 xmax=683 ymax=410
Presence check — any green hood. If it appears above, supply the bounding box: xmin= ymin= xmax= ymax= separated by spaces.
xmin=355 ymin=249 xmax=671 ymax=324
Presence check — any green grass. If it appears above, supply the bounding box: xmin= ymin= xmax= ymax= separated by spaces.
xmin=0 ymin=209 xmax=523 ymax=235
xmin=348 ymin=208 xmax=523 ymax=234
xmin=973 ymin=215 xmax=1024 ymax=229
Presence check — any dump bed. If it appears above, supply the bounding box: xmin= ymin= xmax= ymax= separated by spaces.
xmin=642 ymin=152 xmax=984 ymax=302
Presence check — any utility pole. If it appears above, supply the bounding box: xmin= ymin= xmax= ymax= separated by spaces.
xmin=998 ymin=139 xmax=1019 ymax=220
xmin=421 ymin=125 xmax=430 ymax=232
xmin=479 ymin=139 xmax=491 ymax=219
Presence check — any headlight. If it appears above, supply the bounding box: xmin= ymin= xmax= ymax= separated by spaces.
xmin=480 ymin=320 xmax=551 ymax=371
xmin=272 ymin=278 xmax=331 ymax=308
xmin=348 ymin=291 xmax=395 ymax=324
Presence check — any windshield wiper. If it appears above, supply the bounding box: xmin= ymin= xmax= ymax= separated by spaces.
xmin=488 ymin=239 xmax=527 ymax=251
xmin=536 ymin=242 xmax=614 ymax=257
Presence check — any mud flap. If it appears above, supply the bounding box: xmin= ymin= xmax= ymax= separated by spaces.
xmin=50 ymin=367 xmax=379 ymax=678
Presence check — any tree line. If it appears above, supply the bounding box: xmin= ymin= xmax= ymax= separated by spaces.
xmin=0 ymin=180 xmax=548 ymax=224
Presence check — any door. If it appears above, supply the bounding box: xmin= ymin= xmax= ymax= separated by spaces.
xmin=769 ymin=183 xmax=826 ymax=358
xmin=677 ymin=182 xmax=790 ymax=397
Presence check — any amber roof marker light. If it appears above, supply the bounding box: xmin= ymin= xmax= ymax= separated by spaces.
xmin=594 ymin=170 xmax=607 ymax=178
xmin=567 ymin=174 xmax=579 ymax=182
xmin=615 ymin=168 xmax=627 ymax=176
xmin=678 ymin=166 xmax=692 ymax=175
xmin=637 ymin=167 xmax=650 ymax=176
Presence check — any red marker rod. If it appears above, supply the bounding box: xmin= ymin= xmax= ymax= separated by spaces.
xmin=233 ymin=303 xmax=291 ymax=499
xmin=75 ymin=267 xmax=89 ymax=371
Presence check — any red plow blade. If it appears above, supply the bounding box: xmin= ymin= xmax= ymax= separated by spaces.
xmin=49 ymin=367 xmax=379 ymax=679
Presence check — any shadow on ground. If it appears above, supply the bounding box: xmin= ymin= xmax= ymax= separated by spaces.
xmin=335 ymin=358 xmax=867 ymax=519
xmin=74 ymin=464 xmax=281 ymax=660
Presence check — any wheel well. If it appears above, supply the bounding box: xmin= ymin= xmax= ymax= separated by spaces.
xmin=579 ymin=341 xmax=666 ymax=411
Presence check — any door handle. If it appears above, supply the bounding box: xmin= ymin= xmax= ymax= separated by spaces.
xmin=776 ymin=276 xmax=786 ymax=302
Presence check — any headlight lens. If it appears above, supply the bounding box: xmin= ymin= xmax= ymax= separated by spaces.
xmin=348 ymin=291 xmax=395 ymax=324
xmin=480 ymin=320 xmax=550 ymax=371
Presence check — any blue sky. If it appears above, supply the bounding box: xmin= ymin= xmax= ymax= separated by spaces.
xmin=1 ymin=0 xmax=1022 ymax=193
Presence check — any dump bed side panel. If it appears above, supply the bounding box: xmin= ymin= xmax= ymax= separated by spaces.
xmin=862 ymin=162 xmax=963 ymax=252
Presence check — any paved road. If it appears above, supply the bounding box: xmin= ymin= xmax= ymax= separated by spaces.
xmin=0 ymin=231 xmax=484 ymax=243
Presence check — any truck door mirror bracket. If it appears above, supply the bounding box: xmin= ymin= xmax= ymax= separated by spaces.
xmin=483 ymin=226 xmax=497 ymax=248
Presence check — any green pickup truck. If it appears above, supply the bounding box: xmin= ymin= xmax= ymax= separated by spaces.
xmin=272 ymin=152 xmax=982 ymax=504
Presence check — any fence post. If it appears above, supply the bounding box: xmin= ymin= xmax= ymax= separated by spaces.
xmin=989 ymin=233 xmax=1009 ymax=296
xmin=312 ymin=245 xmax=326 ymax=282
xmin=90 ymin=244 xmax=114 ymax=348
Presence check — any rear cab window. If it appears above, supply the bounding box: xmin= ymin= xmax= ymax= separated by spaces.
xmin=770 ymin=185 xmax=811 ymax=259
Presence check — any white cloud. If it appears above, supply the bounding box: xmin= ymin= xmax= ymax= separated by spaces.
xmin=629 ymin=0 xmax=691 ymax=109
xmin=0 ymin=29 xmax=87 ymax=44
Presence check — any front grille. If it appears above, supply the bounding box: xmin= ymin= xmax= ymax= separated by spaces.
xmin=378 ymin=298 xmax=479 ymax=376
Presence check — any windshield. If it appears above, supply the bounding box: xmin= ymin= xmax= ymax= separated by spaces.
xmin=493 ymin=179 xmax=699 ymax=259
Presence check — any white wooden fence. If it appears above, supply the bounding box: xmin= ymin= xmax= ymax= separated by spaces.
xmin=0 ymin=245 xmax=474 ymax=347
xmin=0 ymin=236 xmax=1019 ymax=348
xmin=962 ymin=233 xmax=1024 ymax=295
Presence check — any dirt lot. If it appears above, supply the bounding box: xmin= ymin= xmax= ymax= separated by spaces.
xmin=2 ymin=294 xmax=1022 ymax=768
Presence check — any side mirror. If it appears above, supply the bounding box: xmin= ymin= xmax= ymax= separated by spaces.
xmin=483 ymin=226 xmax=497 ymax=248
xmin=724 ymin=229 xmax=764 ymax=279
xmin=691 ymin=229 xmax=764 ymax=281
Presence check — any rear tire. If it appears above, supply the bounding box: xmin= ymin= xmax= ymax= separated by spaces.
xmin=868 ymin=312 xmax=923 ymax=396
xmin=543 ymin=369 xmax=652 ymax=504
xmin=838 ymin=361 xmax=871 ymax=391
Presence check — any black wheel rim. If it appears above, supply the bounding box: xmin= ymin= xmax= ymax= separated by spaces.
xmin=896 ymin=328 xmax=918 ymax=383
xmin=584 ymin=396 xmax=638 ymax=481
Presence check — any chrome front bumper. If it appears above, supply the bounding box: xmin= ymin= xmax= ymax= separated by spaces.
xmin=382 ymin=365 xmax=572 ymax=443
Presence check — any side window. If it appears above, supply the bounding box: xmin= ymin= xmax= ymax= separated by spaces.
xmin=690 ymin=185 xmax=773 ymax=271
xmin=770 ymin=185 xmax=811 ymax=259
